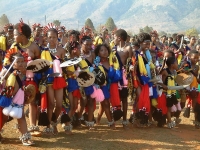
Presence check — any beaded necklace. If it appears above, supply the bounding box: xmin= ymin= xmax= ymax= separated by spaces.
xmin=19 ymin=40 xmax=32 ymax=49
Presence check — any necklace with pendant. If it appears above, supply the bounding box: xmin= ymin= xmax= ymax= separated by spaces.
xmin=48 ymin=44 xmax=57 ymax=54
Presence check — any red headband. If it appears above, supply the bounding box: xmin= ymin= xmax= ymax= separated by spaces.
xmin=32 ymin=23 xmax=42 ymax=30
xmin=43 ymin=23 xmax=58 ymax=35
xmin=5 ymin=48 xmax=28 ymax=63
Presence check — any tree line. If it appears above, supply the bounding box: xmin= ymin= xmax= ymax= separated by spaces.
xmin=0 ymin=14 xmax=199 ymax=37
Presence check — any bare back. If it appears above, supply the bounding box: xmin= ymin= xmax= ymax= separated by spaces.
xmin=117 ymin=45 xmax=132 ymax=65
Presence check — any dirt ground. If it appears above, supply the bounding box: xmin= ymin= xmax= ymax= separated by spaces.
xmin=0 ymin=105 xmax=200 ymax=150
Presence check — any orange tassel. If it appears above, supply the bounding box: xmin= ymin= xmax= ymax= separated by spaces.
xmin=41 ymin=93 xmax=47 ymax=111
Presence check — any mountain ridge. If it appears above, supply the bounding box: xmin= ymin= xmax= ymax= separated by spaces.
xmin=0 ymin=0 xmax=199 ymax=33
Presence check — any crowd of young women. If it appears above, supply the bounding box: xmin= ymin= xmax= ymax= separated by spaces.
xmin=0 ymin=21 xmax=200 ymax=146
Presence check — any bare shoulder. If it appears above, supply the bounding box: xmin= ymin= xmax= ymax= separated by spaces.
xmin=57 ymin=46 xmax=65 ymax=51
xmin=125 ymin=45 xmax=132 ymax=57
xmin=57 ymin=46 xmax=66 ymax=58
xmin=31 ymin=42 xmax=40 ymax=50
xmin=30 ymin=42 xmax=40 ymax=57
xmin=160 ymin=69 xmax=167 ymax=76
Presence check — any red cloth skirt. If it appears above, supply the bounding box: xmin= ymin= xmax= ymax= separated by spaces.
xmin=138 ymin=84 xmax=150 ymax=113
xmin=53 ymin=77 xmax=67 ymax=90
xmin=157 ymin=93 xmax=167 ymax=115
xmin=110 ymin=83 xmax=121 ymax=107
xmin=72 ymin=89 xmax=81 ymax=99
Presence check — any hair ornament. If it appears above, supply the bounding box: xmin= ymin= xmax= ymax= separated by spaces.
xmin=43 ymin=23 xmax=58 ymax=35
xmin=18 ymin=18 xmax=24 ymax=34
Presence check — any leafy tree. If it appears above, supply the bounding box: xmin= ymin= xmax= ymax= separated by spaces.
xmin=167 ymin=33 xmax=172 ymax=37
xmin=139 ymin=28 xmax=144 ymax=33
xmin=185 ymin=27 xmax=199 ymax=37
xmin=158 ymin=31 xmax=167 ymax=37
xmin=139 ymin=26 xmax=153 ymax=34
xmin=85 ymin=18 xmax=95 ymax=31
xmin=0 ymin=14 xmax=9 ymax=26
xmin=53 ymin=20 xmax=61 ymax=26
xmin=96 ymin=24 xmax=102 ymax=33
xmin=105 ymin=17 xmax=116 ymax=32
xmin=143 ymin=26 xmax=153 ymax=34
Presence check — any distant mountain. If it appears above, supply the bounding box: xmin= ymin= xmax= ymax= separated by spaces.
xmin=0 ymin=0 xmax=200 ymax=33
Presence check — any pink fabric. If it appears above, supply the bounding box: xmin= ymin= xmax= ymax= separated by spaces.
xmin=171 ymin=105 xmax=177 ymax=112
xmin=90 ymin=86 xmax=97 ymax=98
xmin=176 ymin=102 xmax=181 ymax=111
xmin=95 ymin=88 xmax=105 ymax=102
xmin=53 ymin=59 xmax=62 ymax=75
xmin=12 ymin=89 xmax=24 ymax=105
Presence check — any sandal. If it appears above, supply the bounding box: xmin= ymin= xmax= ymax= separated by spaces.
xmin=122 ymin=120 xmax=129 ymax=129
xmin=43 ymin=127 xmax=54 ymax=135
xmin=167 ymin=122 xmax=172 ymax=129
xmin=20 ymin=132 xmax=34 ymax=146
xmin=85 ymin=121 xmax=96 ymax=130
xmin=51 ymin=121 xmax=59 ymax=135
xmin=167 ymin=121 xmax=176 ymax=129
xmin=129 ymin=113 xmax=137 ymax=124
xmin=108 ymin=120 xmax=116 ymax=130
xmin=62 ymin=124 xmax=73 ymax=135
xmin=194 ymin=121 xmax=200 ymax=129
xmin=147 ymin=121 xmax=153 ymax=127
